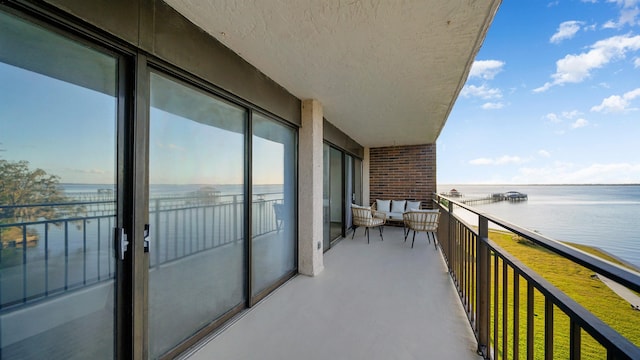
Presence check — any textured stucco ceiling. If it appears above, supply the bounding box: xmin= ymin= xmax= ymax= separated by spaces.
xmin=163 ymin=0 xmax=501 ymax=147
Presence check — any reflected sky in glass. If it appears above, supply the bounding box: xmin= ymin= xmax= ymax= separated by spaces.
xmin=0 ymin=63 xmax=115 ymax=184
xmin=1 ymin=63 xmax=285 ymax=185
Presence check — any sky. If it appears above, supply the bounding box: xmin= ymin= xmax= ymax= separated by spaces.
xmin=0 ymin=62 xmax=286 ymax=185
xmin=437 ymin=0 xmax=640 ymax=184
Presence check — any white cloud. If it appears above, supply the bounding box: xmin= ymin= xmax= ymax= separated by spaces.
xmin=591 ymin=87 xmax=640 ymax=112
xmin=534 ymin=34 xmax=640 ymax=92
xmin=634 ymin=57 xmax=640 ymax=67
xmin=469 ymin=60 xmax=505 ymax=80
xmin=461 ymin=84 xmax=503 ymax=99
xmin=619 ymin=7 xmax=640 ymax=25
xmin=545 ymin=113 xmax=561 ymax=122
xmin=608 ymin=0 xmax=640 ymax=6
xmin=603 ymin=0 xmax=640 ymax=28
xmin=482 ymin=102 xmax=505 ymax=110
xmin=534 ymin=83 xmax=553 ymax=93
xmin=562 ymin=110 xmax=580 ymax=119
xmin=538 ymin=150 xmax=552 ymax=158
xmin=544 ymin=111 xmax=581 ymax=122
xmin=470 ymin=155 xmax=526 ymax=166
xmin=571 ymin=118 xmax=589 ymax=128
xmin=515 ymin=162 xmax=640 ymax=184
xmin=69 ymin=168 xmax=107 ymax=174
xmin=156 ymin=142 xmax=186 ymax=152
xmin=550 ymin=21 xmax=584 ymax=44
xmin=591 ymin=95 xmax=628 ymax=112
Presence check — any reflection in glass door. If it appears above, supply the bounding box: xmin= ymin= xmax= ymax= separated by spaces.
xmin=323 ymin=145 xmax=343 ymax=250
xmin=345 ymin=155 xmax=354 ymax=230
xmin=323 ymin=145 xmax=331 ymax=251
xmin=329 ymin=148 xmax=344 ymax=241
xmin=0 ymin=10 xmax=118 ymax=358
xmin=148 ymin=73 xmax=246 ymax=358
xmin=251 ymin=113 xmax=297 ymax=299
xmin=354 ymin=158 xmax=363 ymax=207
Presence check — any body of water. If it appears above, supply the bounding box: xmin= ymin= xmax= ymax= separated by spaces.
xmin=438 ymin=184 xmax=640 ymax=269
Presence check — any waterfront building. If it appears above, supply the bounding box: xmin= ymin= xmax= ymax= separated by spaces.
xmin=3 ymin=1 xmax=637 ymax=359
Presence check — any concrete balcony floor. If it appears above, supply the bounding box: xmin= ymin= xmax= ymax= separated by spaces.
xmin=183 ymin=226 xmax=481 ymax=360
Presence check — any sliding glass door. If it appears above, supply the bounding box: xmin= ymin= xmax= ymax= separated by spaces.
xmin=322 ymin=145 xmax=363 ymax=250
xmin=345 ymin=155 xmax=354 ymax=230
xmin=1 ymin=6 xmax=301 ymax=358
xmin=251 ymin=113 xmax=296 ymax=300
xmin=147 ymin=72 xmax=299 ymax=356
xmin=0 ymin=10 xmax=120 ymax=358
xmin=323 ymin=145 xmax=344 ymax=251
xmin=354 ymin=157 xmax=363 ymax=207
xmin=148 ymin=73 xmax=246 ymax=358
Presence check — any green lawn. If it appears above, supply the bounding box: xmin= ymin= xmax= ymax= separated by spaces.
xmin=484 ymin=230 xmax=640 ymax=359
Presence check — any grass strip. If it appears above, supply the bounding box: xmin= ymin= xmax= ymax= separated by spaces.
xmin=484 ymin=229 xmax=640 ymax=359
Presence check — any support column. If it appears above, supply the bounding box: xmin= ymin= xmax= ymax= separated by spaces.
xmin=298 ymin=99 xmax=324 ymax=276
xmin=363 ymin=147 xmax=370 ymax=207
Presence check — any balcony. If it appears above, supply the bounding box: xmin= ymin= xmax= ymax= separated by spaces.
xmin=3 ymin=191 xmax=640 ymax=359
xmin=182 ymin=225 xmax=479 ymax=360
xmin=182 ymin=195 xmax=640 ymax=360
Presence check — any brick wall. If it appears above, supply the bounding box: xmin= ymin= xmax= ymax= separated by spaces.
xmin=369 ymin=144 xmax=436 ymax=209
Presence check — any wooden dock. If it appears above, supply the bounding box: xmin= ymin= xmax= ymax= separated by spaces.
xmin=457 ymin=192 xmax=528 ymax=205
xmin=460 ymin=196 xmax=501 ymax=205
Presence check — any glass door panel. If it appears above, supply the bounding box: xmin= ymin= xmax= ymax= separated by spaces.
xmin=354 ymin=158 xmax=363 ymax=206
xmin=251 ymin=114 xmax=296 ymax=297
xmin=148 ymin=73 xmax=246 ymax=358
xmin=329 ymin=147 xmax=343 ymax=241
xmin=322 ymin=145 xmax=331 ymax=251
xmin=345 ymin=155 xmax=354 ymax=230
xmin=0 ymin=10 xmax=118 ymax=358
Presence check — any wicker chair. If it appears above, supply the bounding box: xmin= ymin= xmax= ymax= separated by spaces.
xmin=273 ymin=203 xmax=284 ymax=232
xmin=403 ymin=210 xmax=440 ymax=248
xmin=351 ymin=205 xmax=386 ymax=243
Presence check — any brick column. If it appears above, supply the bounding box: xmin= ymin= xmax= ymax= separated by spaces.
xmin=298 ymin=99 xmax=324 ymax=276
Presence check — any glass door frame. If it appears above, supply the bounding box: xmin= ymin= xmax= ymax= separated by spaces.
xmin=144 ymin=62 xmax=299 ymax=358
xmin=1 ymin=2 xmax=301 ymax=358
xmin=0 ymin=3 xmax=139 ymax=358
xmin=322 ymin=143 xmax=363 ymax=249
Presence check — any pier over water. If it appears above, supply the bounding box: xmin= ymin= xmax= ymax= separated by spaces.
xmin=444 ymin=191 xmax=528 ymax=205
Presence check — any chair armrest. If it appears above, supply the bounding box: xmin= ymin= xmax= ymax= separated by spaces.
xmin=372 ymin=211 xmax=387 ymax=221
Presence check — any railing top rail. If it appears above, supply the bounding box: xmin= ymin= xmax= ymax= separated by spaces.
xmin=0 ymin=200 xmax=115 ymax=209
xmin=436 ymin=194 xmax=640 ymax=293
xmin=0 ymin=214 xmax=115 ymax=228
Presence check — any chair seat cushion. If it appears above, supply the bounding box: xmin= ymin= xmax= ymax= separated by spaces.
xmin=386 ymin=212 xmax=404 ymax=221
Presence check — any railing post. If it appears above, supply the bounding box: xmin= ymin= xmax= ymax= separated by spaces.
xmin=477 ymin=215 xmax=490 ymax=358
xmin=233 ymin=195 xmax=238 ymax=242
xmin=154 ymin=198 xmax=160 ymax=268
xmin=448 ymin=198 xmax=454 ymax=269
